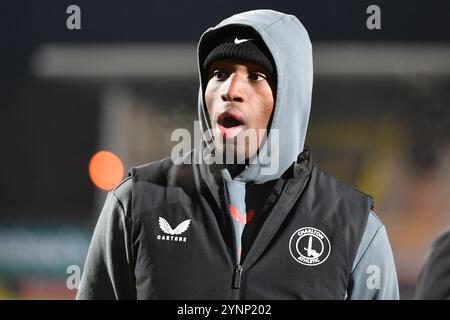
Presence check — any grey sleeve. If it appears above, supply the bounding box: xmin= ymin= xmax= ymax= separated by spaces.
xmin=415 ymin=227 xmax=450 ymax=299
xmin=76 ymin=179 xmax=136 ymax=300
xmin=346 ymin=211 xmax=400 ymax=300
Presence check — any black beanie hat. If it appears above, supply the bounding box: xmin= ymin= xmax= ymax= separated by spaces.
xmin=202 ymin=35 xmax=275 ymax=78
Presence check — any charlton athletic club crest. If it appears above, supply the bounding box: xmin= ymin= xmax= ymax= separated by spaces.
xmin=289 ymin=227 xmax=331 ymax=266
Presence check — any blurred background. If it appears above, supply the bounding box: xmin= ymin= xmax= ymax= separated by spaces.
xmin=0 ymin=0 xmax=449 ymax=299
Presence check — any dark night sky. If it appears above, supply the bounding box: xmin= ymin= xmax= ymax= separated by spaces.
xmin=1 ymin=0 xmax=449 ymax=78
xmin=2 ymin=0 xmax=449 ymax=44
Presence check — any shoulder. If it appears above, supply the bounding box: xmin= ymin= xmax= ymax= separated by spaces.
xmin=416 ymin=226 xmax=450 ymax=299
xmin=428 ymin=226 xmax=450 ymax=255
xmin=106 ymin=157 xmax=176 ymax=219
xmin=309 ymin=166 xmax=374 ymax=228
xmin=110 ymin=176 xmax=133 ymax=217
xmin=129 ymin=156 xmax=176 ymax=184
xmin=114 ymin=152 xmax=198 ymax=216
xmin=129 ymin=151 xmax=196 ymax=186
xmin=107 ymin=156 xmax=177 ymax=218
xmin=347 ymin=210 xmax=399 ymax=299
xmin=419 ymin=227 xmax=450 ymax=277
xmin=352 ymin=210 xmax=386 ymax=269
xmin=312 ymin=166 xmax=373 ymax=202
xmin=364 ymin=210 xmax=384 ymax=239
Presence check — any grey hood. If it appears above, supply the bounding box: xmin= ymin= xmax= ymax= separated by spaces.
xmin=197 ymin=9 xmax=313 ymax=184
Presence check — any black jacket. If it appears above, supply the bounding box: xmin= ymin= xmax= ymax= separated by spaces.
xmin=77 ymin=149 xmax=373 ymax=299
xmin=415 ymin=227 xmax=450 ymax=299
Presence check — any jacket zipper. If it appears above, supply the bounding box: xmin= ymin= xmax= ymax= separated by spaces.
xmin=233 ymin=264 xmax=243 ymax=289
xmin=232 ymin=264 xmax=243 ymax=300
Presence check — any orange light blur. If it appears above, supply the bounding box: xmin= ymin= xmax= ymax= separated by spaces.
xmin=88 ymin=151 xmax=124 ymax=191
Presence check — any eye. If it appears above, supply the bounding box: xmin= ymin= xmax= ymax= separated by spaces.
xmin=211 ymin=70 xmax=228 ymax=81
xmin=248 ymin=72 xmax=267 ymax=82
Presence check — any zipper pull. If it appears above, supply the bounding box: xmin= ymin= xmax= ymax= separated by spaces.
xmin=233 ymin=265 xmax=243 ymax=289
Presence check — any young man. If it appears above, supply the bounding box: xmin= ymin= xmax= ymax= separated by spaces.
xmin=77 ymin=9 xmax=399 ymax=299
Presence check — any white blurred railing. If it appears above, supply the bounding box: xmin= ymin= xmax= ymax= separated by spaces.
xmin=32 ymin=42 xmax=450 ymax=79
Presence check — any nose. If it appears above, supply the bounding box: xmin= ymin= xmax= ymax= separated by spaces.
xmin=221 ymin=73 xmax=245 ymax=103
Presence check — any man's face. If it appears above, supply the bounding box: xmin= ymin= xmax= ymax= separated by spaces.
xmin=204 ymin=59 xmax=274 ymax=161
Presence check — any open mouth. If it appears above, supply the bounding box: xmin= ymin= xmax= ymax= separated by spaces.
xmin=217 ymin=110 xmax=245 ymax=138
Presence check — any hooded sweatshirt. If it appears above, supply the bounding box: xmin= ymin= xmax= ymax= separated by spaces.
xmin=197 ymin=10 xmax=312 ymax=183
xmin=76 ymin=10 xmax=399 ymax=300
xmin=197 ymin=10 xmax=313 ymax=265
